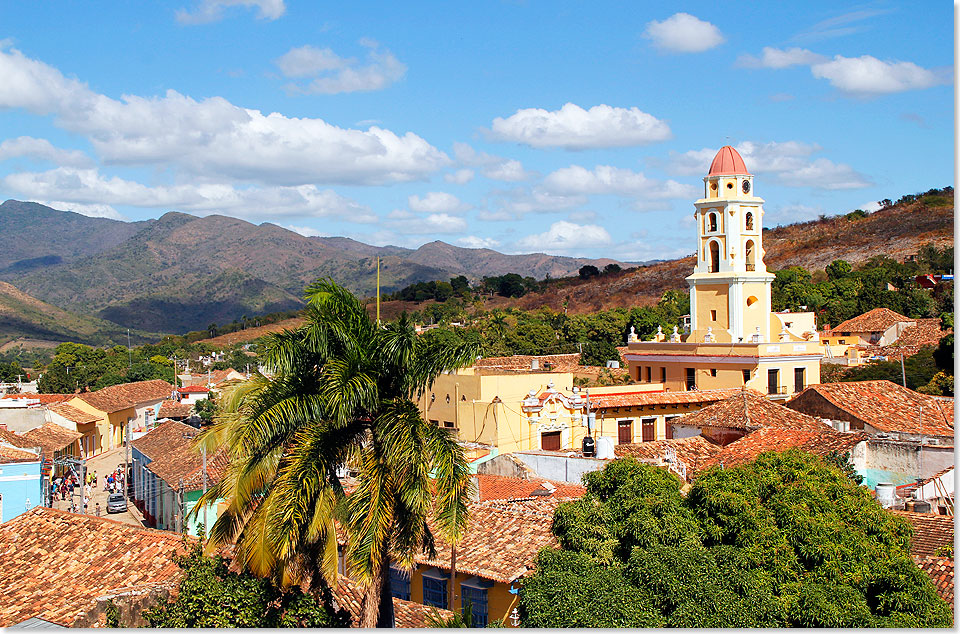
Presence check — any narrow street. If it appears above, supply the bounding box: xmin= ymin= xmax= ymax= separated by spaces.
xmin=50 ymin=446 xmax=146 ymax=527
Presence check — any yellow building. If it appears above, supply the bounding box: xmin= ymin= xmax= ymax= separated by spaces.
xmin=624 ymin=146 xmax=822 ymax=399
xmin=418 ymin=366 xmax=745 ymax=454
xmin=65 ymin=380 xmax=173 ymax=456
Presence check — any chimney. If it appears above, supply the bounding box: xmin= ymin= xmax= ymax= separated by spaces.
xmin=531 ymin=358 xmax=539 ymax=371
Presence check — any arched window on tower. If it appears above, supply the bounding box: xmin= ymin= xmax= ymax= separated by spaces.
xmin=708 ymin=212 xmax=718 ymax=233
xmin=745 ymin=240 xmax=755 ymax=271
xmin=709 ymin=241 xmax=720 ymax=273
xmin=745 ymin=212 xmax=754 ymax=231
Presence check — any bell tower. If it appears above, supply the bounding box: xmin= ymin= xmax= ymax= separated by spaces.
xmin=686 ymin=146 xmax=774 ymax=343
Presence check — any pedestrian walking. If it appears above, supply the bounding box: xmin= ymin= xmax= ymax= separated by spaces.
xmin=95 ymin=502 xmax=101 ymax=517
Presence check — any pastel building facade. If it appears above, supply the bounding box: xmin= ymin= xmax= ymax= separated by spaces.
xmin=624 ymin=146 xmax=822 ymax=399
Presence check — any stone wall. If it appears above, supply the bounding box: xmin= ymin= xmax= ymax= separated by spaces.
xmin=0 ymin=408 xmax=45 ymax=433
xmin=864 ymin=439 xmax=954 ymax=483
xmin=510 ymin=451 xmax=607 ymax=484
xmin=73 ymin=584 xmax=175 ymax=628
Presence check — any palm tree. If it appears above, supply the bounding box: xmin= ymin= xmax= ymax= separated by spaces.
xmin=194 ymin=279 xmax=480 ymax=627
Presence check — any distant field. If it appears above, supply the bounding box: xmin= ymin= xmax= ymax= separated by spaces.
xmin=0 ymin=338 xmax=62 ymax=352
xmin=198 ymin=317 xmax=306 ymax=346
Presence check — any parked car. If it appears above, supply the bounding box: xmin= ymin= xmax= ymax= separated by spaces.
xmin=106 ymin=493 xmax=127 ymax=514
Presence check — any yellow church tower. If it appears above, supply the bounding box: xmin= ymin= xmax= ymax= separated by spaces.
xmin=687 ymin=146 xmax=774 ymax=344
xmin=624 ymin=145 xmax=822 ymax=399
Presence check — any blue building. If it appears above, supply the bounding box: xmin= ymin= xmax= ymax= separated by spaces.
xmin=0 ymin=446 xmax=43 ymax=523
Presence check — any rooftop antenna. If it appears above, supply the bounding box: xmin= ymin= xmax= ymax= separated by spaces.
xmin=376 ymin=256 xmax=381 ymax=325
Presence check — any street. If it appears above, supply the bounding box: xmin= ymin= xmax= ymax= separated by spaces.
xmin=50 ymin=446 xmax=145 ymax=527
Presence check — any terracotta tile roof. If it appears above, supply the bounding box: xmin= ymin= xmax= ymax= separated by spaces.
xmin=46 ymin=402 xmax=101 ymax=425
xmin=588 ymin=387 xmax=743 ymax=409
xmin=131 ymin=419 xmax=226 ymax=491
xmin=2 ymin=393 xmax=74 ymax=404
xmin=414 ymin=502 xmax=558 ymax=584
xmin=0 ymin=443 xmax=40 ymax=462
xmin=789 ymin=381 xmax=954 ymax=437
xmin=700 ymin=428 xmax=869 ymax=472
xmin=831 ymin=307 xmax=913 ymax=333
xmin=177 ymin=385 xmax=211 ymax=394
xmin=914 ymin=556 xmax=954 ymax=608
xmin=890 ymin=510 xmax=955 ymax=558
xmin=130 ymin=419 xmax=200 ymax=461
xmin=475 ymin=474 xmax=585 ymax=501
xmin=19 ymin=423 xmax=82 ymax=455
xmin=158 ymin=400 xmax=192 ymax=419
xmin=334 ymin=577 xmax=453 ymax=628
xmin=860 ymin=318 xmax=951 ymax=359
xmin=679 ymin=388 xmax=834 ymax=432
xmin=477 ymin=496 xmax=571 ymax=518
xmin=473 ymin=353 xmax=581 ymax=372
xmin=616 ymin=436 xmax=723 ymax=477
xmin=0 ymin=507 xmax=188 ymax=627
xmin=147 ymin=444 xmax=229 ymax=491
xmin=75 ymin=379 xmax=174 ymax=414
xmin=0 ymin=426 xmax=33 ymax=448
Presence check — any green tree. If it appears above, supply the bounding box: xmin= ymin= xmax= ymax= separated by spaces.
xmin=578 ymin=265 xmax=600 ymax=279
xmin=519 ymin=454 xmax=951 ymax=628
xmin=193 ymin=397 xmax=219 ymax=424
xmin=144 ymin=539 xmax=350 ymax=627
xmin=825 ymin=259 xmax=852 ymax=281
xmin=196 ymin=280 xmax=479 ymax=628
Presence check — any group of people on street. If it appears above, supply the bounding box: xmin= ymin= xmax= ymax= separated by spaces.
xmin=48 ymin=466 xmax=126 ymax=517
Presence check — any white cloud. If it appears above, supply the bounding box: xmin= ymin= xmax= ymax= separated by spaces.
xmin=419 ymin=213 xmax=467 ymax=234
xmin=456 ymin=235 xmax=500 ymax=249
xmin=495 ymin=186 xmax=587 ymax=217
xmin=408 ymin=191 xmax=469 ymax=214
xmin=444 ymin=168 xmax=475 ymax=184
xmin=0 ymin=45 xmax=447 ymax=186
xmin=766 ymin=203 xmax=825 ymax=225
xmin=0 ymin=136 xmax=93 ymax=167
xmin=489 ymin=103 xmax=671 ymax=150
xmin=387 ymin=208 xmax=415 ymax=220
xmin=810 ymin=55 xmax=944 ymax=95
xmin=643 ymin=13 xmax=724 ymax=53
xmin=791 ymin=8 xmax=893 ymax=43
xmin=176 ymin=0 xmax=285 ymax=24
xmin=543 ymin=164 xmax=697 ymax=198
xmin=482 ymin=159 xmax=532 ymax=182
xmin=567 ymin=210 xmax=597 ymax=222
xmin=451 ymin=142 xmax=534 ymax=181
xmin=737 ymin=47 xmax=826 ymax=69
xmin=667 ymin=141 xmax=871 ymax=190
xmin=3 ymin=167 xmax=378 ymax=221
xmin=39 ymin=200 xmax=125 ymax=220
xmin=514 ymin=221 xmax=612 ymax=252
xmin=277 ymin=41 xmax=407 ymax=95
xmin=284 ymin=224 xmax=322 ymax=237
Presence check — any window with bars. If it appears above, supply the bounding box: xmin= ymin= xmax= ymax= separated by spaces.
xmin=389 ymin=567 xmax=410 ymax=601
xmin=423 ymin=576 xmax=447 ymax=609
xmin=461 ymin=585 xmax=489 ymax=627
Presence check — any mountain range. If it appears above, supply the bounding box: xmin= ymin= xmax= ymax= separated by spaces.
xmin=0 ymin=200 xmax=632 ymax=341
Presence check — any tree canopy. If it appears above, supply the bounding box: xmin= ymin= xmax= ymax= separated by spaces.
xmin=518 ymin=453 xmax=952 ymax=628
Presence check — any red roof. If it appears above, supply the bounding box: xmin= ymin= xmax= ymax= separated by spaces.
xmin=832 ymin=307 xmax=912 ymax=333
xmin=588 ymin=387 xmax=743 ymax=409
xmin=914 ymin=556 xmax=954 ymax=608
xmin=701 ymin=427 xmax=869 ymax=472
xmin=177 ymin=385 xmax=211 ymax=394
xmin=475 ymin=474 xmax=585 ymax=501
xmin=708 ymin=145 xmax=751 ymax=176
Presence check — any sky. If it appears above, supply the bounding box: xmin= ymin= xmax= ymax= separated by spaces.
xmin=0 ymin=1 xmax=953 ymax=262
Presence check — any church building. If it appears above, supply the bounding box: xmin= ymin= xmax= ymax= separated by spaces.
xmin=624 ymin=146 xmax=822 ymax=399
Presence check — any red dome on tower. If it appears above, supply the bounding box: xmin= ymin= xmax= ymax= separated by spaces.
xmin=708 ymin=145 xmax=751 ymax=176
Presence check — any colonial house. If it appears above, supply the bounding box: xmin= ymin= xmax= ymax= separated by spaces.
xmin=20 ymin=422 xmax=83 ymax=477
xmin=818 ymin=308 xmax=945 ymax=365
xmin=333 ymin=474 xmax=579 ymax=627
xmin=669 ymin=388 xmax=835 ymax=446
xmin=698 ymin=426 xmax=869 ymax=474
xmin=176 ymin=385 xmax=211 ymax=405
xmin=623 ymin=146 xmax=822 ymax=399
xmin=786 ymin=381 xmax=954 ymax=442
xmin=64 ymin=379 xmax=174 ymax=456
xmin=130 ymin=419 xmax=226 ymax=536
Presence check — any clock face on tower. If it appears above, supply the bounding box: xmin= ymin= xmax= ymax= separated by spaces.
xmin=742 ymin=180 xmax=751 ymax=194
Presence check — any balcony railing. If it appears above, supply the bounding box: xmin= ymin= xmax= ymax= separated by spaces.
xmin=767 ymin=385 xmax=788 ymax=395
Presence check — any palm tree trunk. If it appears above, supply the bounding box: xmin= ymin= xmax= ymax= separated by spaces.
xmin=361 ymin=542 xmax=395 ymax=628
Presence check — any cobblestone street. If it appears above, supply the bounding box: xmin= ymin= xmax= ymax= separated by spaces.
xmin=50 ymin=446 xmax=145 ymax=527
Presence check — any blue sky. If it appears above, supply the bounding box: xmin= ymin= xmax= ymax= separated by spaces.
xmin=0 ymin=1 xmax=952 ymax=262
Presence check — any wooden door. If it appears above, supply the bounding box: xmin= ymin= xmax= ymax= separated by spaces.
xmin=618 ymin=420 xmax=633 ymax=444
xmin=541 ymin=431 xmax=561 ymax=451
xmin=641 ymin=418 xmax=655 ymax=442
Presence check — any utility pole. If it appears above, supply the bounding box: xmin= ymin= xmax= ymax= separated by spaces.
xmin=376 ymin=256 xmax=381 ymax=325
xmin=125 ymin=419 xmax=131 ymax=504
xmin=176 ymin=479 xmax=185 ymax=533
xmin=202 ymin=445 xmax=208 ymax=538
xmin=900 ymin=352 xmax=907 ymax=387
xmin=126 ymin=329 xmax=132 ymax=368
